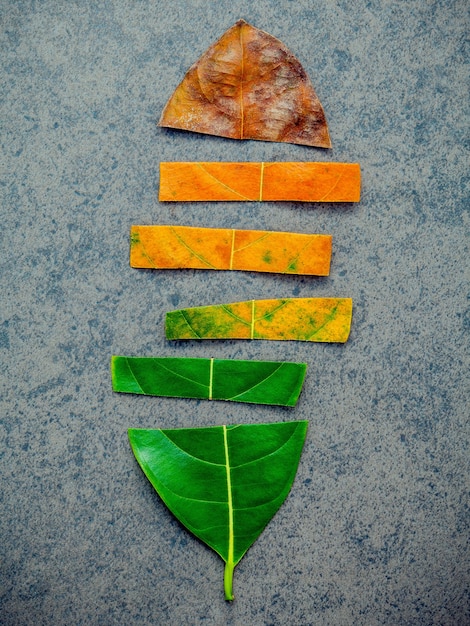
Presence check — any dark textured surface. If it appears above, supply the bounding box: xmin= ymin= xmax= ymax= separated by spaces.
xmin=1 ymin=1 xmax=469 ymax=624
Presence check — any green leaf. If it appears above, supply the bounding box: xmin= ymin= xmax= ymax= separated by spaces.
xmin=111 ymin=356 xmax=307 ymax=407
xmin=128 ymin=421 xmax=308 ymax=600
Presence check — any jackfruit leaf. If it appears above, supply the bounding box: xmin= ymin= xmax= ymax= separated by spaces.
xmin=158 ymin=19 xmax=331 ymax=148
xmin=130 ymin=225 xmax=332 ymax=276
xmin=128 ymin=421 xmax=308 ymax=600
xmin=166 ymin=298 xmax=353 ymax=343
xmin=158 ymin=162 xmax=360 ymax=202
xmin=112 ymin=356 xmax=307 ymax=407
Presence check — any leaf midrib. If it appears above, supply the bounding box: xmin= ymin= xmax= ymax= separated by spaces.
xmin=223 ymin=425 xmax=235 ymax=572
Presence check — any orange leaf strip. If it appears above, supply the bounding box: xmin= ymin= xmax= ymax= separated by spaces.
xmin=159 ymin=162 xmax=360 ymax=202
xmin=130 ymin=225 xmax=332 ymax=275
xmin=158 ymin=19 xmax=331 ymax=148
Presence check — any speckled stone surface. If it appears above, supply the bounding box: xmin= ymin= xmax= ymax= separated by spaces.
xmin=1 ymin=2 xmax=468 ymax=624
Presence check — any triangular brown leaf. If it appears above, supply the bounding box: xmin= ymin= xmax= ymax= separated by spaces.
xmin=159 ymin=19 xmax=331 ymax=148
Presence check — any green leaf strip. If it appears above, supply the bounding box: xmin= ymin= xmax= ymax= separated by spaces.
xmin=111 ymin=356 xmax=307 ymax=407
xmin=128 ymin=421 xmax=308 ymax=600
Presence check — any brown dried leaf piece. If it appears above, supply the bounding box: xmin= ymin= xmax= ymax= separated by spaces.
xmin=158 ymin=19 xmax=332 ymax=148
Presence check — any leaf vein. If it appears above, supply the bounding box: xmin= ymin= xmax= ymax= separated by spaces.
xmin=232 ymin=231 xmax=271 ymax=255
xmin=179 ymin=311 xmax=202 ymax=338
xmin=170 ymin=226 xmax=217 ymax=269
xmin=283 ymin=238 xmax=315 ymax=273
xmin=254 ymin=299 xmax=290 ymax=322
xmin=150 ymin=359 xmax=209 ymax=390
xmin=229 ymin=425 xmax=300 ymax=469
xmin=318 ymin=172 xmax=344 ymax=201
xmin=219 ymin=304 xmax=251 ymax=326
xmin=225 ymin=363 xmax=285 ymax=400
xmin=196 ymin=163 xmax=252 ymax=200
xmin=306 ymin=302 xmax=341 ymax=339
xmin=159 ymin=430 xmax=225 ymax=466
xmin=124 ymin=359 xmax=146 ymax=393
xmin=133 ymin=230 xmax=158 ymax=268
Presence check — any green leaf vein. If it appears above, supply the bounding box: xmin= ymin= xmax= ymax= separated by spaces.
xmin=254 ymin=299 xmax=289 ymax=322
xmin=124 ymin=359 xmax=146 ymax=393
xmin=305 ymin=302 xmax=340 ymax=339
xmin=160 ymin=430 xmax=224 ymax=466
xmin=228 ymin=426 xmax=299 ymax=469
xmin=225 ymin=363 xmax=284 ymax=400
xmin=179 ymin=310 xmax=203 ymax=338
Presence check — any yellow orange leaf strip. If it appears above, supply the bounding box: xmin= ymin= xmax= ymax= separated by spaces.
xmin=158 ymin=19 xmax=331 ymax=148
xmin=166 ymin=298 xmax=352 ymax=343
xmin=159 ymin=162 xmax=360 ymax=202
xmin=130 ymin=226 xmax=332 ymax=276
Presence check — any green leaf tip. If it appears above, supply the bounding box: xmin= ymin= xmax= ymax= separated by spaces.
xmin=128 ymin=420 xmax=308 ymax=600
xmin=111 ymin=356 xmax=307 ymax=407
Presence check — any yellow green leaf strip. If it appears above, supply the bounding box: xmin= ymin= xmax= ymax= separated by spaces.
xmin=128 ymin=420 xmax=308 ymax=600
xmin=166 ymin=298 xmax=353 ymax=342
xmin=111 ymin=356 xmax=307 ymax=406
xmin=159 ymin=162 xmax=361 ymax=202
xmin=130 ymin=225 xmax=332 ymax=276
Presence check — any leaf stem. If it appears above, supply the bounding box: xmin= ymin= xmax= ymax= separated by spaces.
xmin=224 ymin=560 xmax=235 ymax=601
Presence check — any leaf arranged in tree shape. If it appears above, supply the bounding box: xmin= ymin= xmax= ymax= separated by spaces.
xmin=166 ymin=297 xmax=353 ymax=342
xmin=158 ymin=19 xmax=331 ymax=148
xmin=159 ymin=162 xmax=361 ymax=202
xmin=111 ymin=356 xmax=307 ymax=407
xmin=130 ymin=225 xmax=332 ymax=276
xmin=128 ymin=421 xmax=308 ymax=600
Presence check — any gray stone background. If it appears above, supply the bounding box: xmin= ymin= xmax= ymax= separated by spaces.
xmin=1 ymin=1 xmax=468 ymax=624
